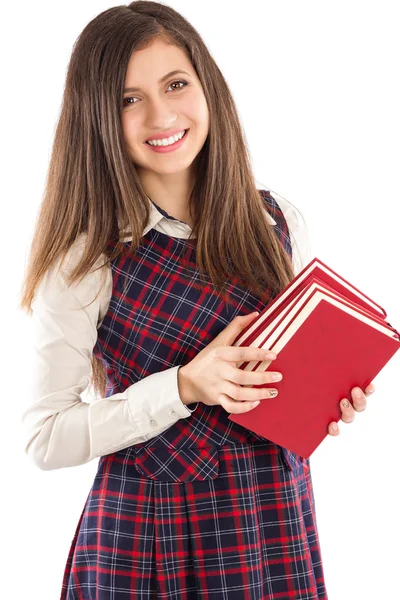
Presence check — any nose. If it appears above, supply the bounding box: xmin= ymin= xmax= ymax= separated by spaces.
xmin=145 ymin=96 xmax=179 ymax=127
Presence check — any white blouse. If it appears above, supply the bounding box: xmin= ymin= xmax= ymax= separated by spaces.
xmin=21 ymin=191 xmax=312 ymax=470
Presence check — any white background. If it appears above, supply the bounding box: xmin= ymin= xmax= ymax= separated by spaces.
xmin=4 ymin=1 xmax=399 ymax=598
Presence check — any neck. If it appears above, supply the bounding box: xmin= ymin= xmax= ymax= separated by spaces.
xmin=138 ymin=167 xmax=196 ymax=227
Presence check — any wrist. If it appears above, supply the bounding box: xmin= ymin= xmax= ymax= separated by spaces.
xmin=177 ymin=365 xmax=196 ymax=406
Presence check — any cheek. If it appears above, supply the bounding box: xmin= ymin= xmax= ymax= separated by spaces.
xmin=121 ymin=114 xmax=139 ymax=144
xmin=183 ymin=93 xmax=209 ymax=126
xmin=197 ymin=101 xmax=210 ymax=128
xmin=198 ymin=98 xmax=210 ymax=132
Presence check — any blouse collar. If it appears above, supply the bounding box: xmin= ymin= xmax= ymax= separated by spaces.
xmin=119 ymin=195 xmax=276 ymax=241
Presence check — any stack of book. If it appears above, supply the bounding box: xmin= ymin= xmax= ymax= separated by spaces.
xmin=228 ymin=258 xmax=400 ymax=458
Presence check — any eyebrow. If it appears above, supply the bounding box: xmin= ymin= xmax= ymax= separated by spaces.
xmin=123 ymin=70 xmax=191 ymax=93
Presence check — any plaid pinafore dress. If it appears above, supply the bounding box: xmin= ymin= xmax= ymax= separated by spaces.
xmin=60 ymin=190 xmax=328 ymax=600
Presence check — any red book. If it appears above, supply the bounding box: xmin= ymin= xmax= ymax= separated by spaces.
xmin=228 ymin=258 xmax=400 ymax=458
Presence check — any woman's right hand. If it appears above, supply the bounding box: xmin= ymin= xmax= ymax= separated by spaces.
xmin=178 ymin=312 xmax=283 ymax=414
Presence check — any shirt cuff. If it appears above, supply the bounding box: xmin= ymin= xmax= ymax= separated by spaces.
xmin=126 ymin=366 xmax=198 ymax=437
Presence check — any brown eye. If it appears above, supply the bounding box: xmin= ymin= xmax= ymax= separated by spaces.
xmin=168 ymin=80 xmax=188 ymax=91
xmin=123 ymin=97 xmax=135 ymax=107
xmin=122 ymin=80 xmax=188 ymax=108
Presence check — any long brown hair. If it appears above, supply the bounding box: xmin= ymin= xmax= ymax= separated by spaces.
xmin=18 ymin=1 xmax=295 ymax=398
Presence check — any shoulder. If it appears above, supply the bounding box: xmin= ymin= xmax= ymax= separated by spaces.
xmin=259 ymin=189 xmax=304 ymax=232
xmin=33 ymin=233 xmax=112 ymax=326
xmin=59 ymin=233 xmax=105 ymax=274
xmin=259 ymin=188 xmax=312 ymax=276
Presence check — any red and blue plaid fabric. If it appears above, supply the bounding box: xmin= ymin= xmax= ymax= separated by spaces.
xmin=60 ymin=190 xmax=328 ymax=599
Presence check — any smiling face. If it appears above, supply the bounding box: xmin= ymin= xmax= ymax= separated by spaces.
xmin=121 ymin=38 xmax=210 ymax=185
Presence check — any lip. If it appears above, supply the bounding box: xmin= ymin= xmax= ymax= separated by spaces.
xmin=145 ymin=128 xmax=188 ymax=143
xmin=145 ymin=128 xmax=189 ymax=153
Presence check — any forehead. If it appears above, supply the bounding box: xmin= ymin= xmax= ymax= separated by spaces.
xmin=124 ymin=39 xmax=195 ymax=87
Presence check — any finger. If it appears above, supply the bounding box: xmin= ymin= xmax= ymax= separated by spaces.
xmin=225 ymin=381 xmax=278 ymax=401
xmin=351 ymin=387 xmax=367 ymax=412
xmin=365 ymin=383 xmax=375 ymax=396
xmin=216 ymin=345 xmax=276 ymax=365
xmin=340 ymin=398 xmax=356 ymax=423
xmin=224 ymin=363 xmax=282 ymax=386
xmin=220 ymin=394 xmax=261 ymax=415
xmin=328 ymin=421 xmax=340 ymax=436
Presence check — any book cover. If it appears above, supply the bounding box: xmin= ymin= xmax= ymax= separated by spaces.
xmin=228 ymin=260 xmax=399 ymax=458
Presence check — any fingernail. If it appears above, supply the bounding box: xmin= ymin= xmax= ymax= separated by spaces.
xmin=265 ymin=351 xmax=277 ymax=360
xmin=342 ymin=400 xmax=350 ymax=409
xmin=331 ymin=423 xmax=338 ymax=433
xmin=354 ymin=388 xmax=363 ymax=398
xmin=251 ymin=401 xmax=260 ymax=407
xmin=271 ymin=373 xmax=283 ymax=381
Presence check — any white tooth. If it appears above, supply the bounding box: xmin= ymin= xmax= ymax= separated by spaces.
xmin=148 ymin=130 xmax=185 ymax=146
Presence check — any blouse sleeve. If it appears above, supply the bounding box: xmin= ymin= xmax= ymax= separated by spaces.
xmin=268 ymin=190 xmax=313 ymax=276
xmin=21 ymin=236 xmax=198 ymax=471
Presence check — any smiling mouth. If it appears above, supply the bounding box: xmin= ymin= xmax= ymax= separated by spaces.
xmin=145 ymin=129 xmax=189 ymax=145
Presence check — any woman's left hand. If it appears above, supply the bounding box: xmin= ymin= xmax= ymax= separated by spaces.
xmin=328 ymin=383 xmax=375 ymax=436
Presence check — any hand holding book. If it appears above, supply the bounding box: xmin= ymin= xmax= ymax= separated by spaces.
xmin=228 ymin=257 xmax=400 ymax=458
xmin=178 ymin=312 xmax=284 ymax=413
xmin=329 ymin=382 xmax=375 ymax=436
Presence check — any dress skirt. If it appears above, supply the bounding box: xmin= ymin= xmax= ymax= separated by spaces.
xmin=60 ymin=440 xmax=327 ymax=599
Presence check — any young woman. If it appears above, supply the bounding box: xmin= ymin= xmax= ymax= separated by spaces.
xmin=19 ymin=2 xmax=374 ymax=598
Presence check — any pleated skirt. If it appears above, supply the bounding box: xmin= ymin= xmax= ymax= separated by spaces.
xmin=60 ymin=441 xmax=328 ymax=599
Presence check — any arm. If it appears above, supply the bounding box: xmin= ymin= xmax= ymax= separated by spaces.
xmin=21 ymin=240 xmax=197 ymax=472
